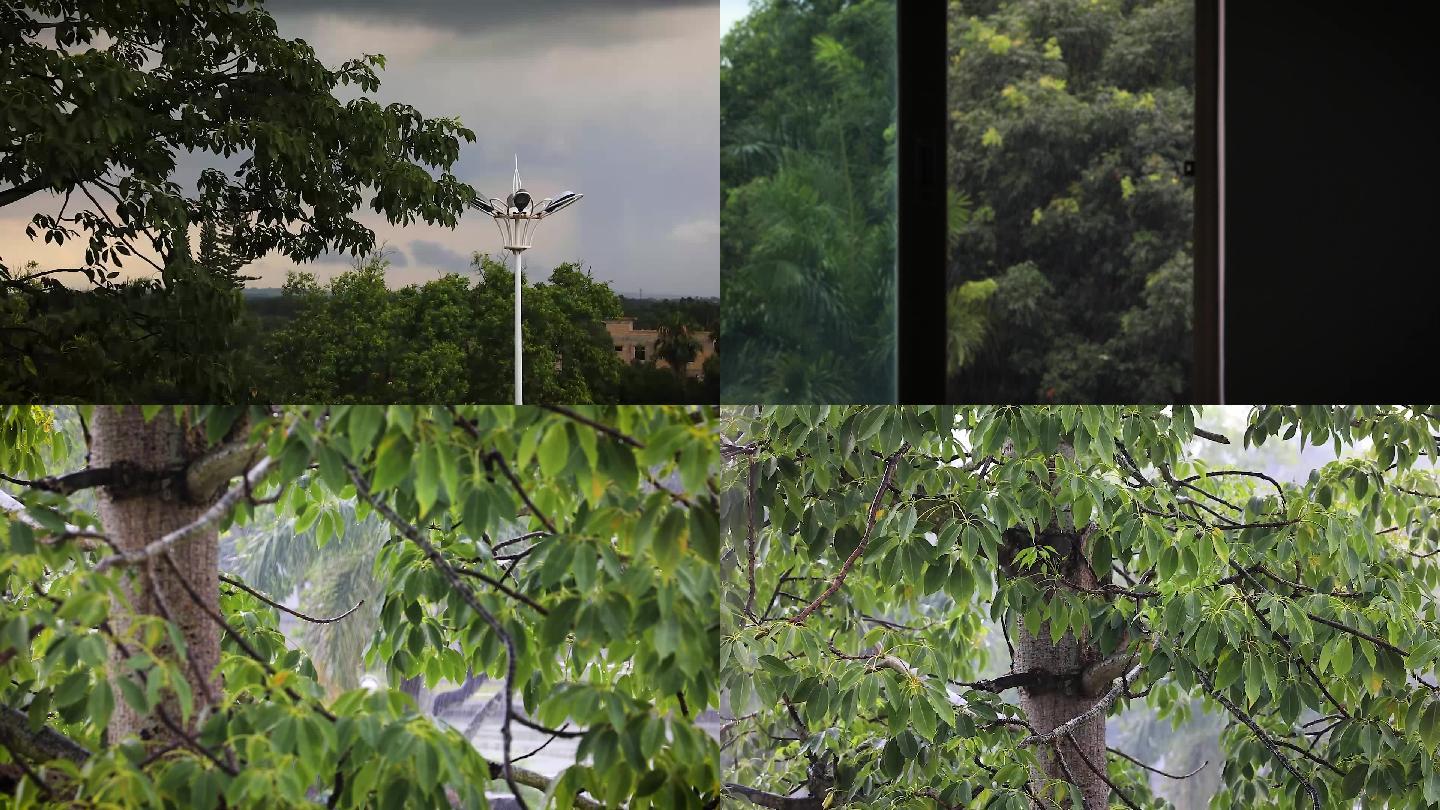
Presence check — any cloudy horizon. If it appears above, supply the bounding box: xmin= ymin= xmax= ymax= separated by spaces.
xmin=0 ymin=0 xmax=720 ymax=297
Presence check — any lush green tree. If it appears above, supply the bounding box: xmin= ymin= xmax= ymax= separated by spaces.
xmin=1 ymin=405 xmax=720 ymax=808
xmin=617 ymin=363 xmax=711 ymax=407
xmin=721 ymin=0 xmax=896 ymax=403
xmin=0 ymin=0 xmax=477 ymax=400
xmin=655 ymin=314 xmax=703 ymax=383
xmin=721 ymin=405 xmax=1440 ymax=808
xmin=261 ymin=254 xmax=629 ymax=403
xmin=946 ymin=0 xmax=1195 ymax=402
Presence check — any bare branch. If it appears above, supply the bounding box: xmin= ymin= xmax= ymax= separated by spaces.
xmin=790 ymin=445 xmax=907 ymax=625
xmin=722 ymin=783 xmax=823 ymax=809
xmin=219 ymin=574 xmax=363 ymax=624
xmin=1107 ymin=747 xmax=1208 ymax=779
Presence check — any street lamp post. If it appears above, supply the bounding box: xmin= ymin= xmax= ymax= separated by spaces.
xmin=469 ymin=156 xmax=583 ymax=404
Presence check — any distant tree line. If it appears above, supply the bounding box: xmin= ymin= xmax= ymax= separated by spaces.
xmin=1 ymin=253 xmax=718 ymax=403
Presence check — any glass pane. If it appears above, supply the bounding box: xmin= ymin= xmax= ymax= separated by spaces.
xmin=721 ymin=0 xmax=897 ymax=403
xmin=947 ymin=0 xmax=1195 ymax=402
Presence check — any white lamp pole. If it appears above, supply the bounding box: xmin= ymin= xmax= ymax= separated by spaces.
xmin=470 ymin=156 xmax=583 ymax=404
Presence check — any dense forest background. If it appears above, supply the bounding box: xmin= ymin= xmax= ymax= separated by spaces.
xmin=721 ymin=0 xmax=896 ymax=403
xmin=947 ymin=0 xmax=1195 ymax=402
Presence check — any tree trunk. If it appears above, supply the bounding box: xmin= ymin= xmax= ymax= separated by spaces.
xmin=1008 ymin=527 xmax=1111 ymax=810
xmin=91 ymin=407 xmax=222 ymax=744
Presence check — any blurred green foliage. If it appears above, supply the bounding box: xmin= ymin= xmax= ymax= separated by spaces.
xmin=721 ymin=0 xmax=897 ymax=403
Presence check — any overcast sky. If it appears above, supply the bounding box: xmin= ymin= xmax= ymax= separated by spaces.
xmin=720 ymin=0 xmax=749 ymax=35
xmin=2 ymin=0 xmax=719 ymax=296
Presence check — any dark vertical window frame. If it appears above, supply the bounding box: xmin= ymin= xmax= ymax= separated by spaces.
xmin=896 ymin=0 xmax=947 ymax=404
xmin=1194 ymin=0 xmax=1221 ymax=402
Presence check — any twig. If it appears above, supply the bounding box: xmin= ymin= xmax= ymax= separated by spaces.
xmin=1303 ymin=612 xmax=1409 ymax=658
xmin=1107 ymin=747 xmax=1207 ymax=779
xmin=452 ymin=567 xmax=548 ymax=615
xmin=348 ymin=463 xmax=531 ymax=810
xmin=1193 ymin=427 xmax=1231 ymax=445
xmin=484 ymin=451 xmax=557 ymax=535
xmin=1063 ymin=731 xmax=1142 ymax=810
xmin=790 ymin=445 xmax=907 ymax=625
xmin=539 ymin=405 xmax=644 ymax=448
xmin=219 ymin=574 xmax=364 ymax=623
xmin=744 ymin=457 xmax=758 ymax=618
xmin=511 ymin=723 xmax=570 ymax=763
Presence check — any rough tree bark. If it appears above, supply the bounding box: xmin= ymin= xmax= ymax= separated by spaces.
xmin=1008 ymin=526 xmax=1111 ymax=809
xmin=90 ymin=407 xmax=248 ymax=744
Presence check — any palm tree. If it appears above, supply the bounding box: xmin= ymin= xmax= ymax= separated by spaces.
xmin=653 ymin=312 xmax=702 ymax=381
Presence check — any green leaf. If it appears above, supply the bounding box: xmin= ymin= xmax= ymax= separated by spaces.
xmin=53 ymin=671 xmax=90 ymax=708
xmin=1331 ymin=637 xmax=1353 ymax=677
xmin=372 ymin=433 xmax=412 ymax=493
xmin=757 ymin=655 xmax=793 ymax=678
xmin=87 ymin=679 xmax=114 ymax=731
xmin=1215 ymin=651 xmax=1242 ymax=691
xmin=117 ymin=677 xmax=147 ymax=714
xmin=538 ymin=424 xmax=570 ymax=477
xmin=348 ymin=406 xmax=384 ymax=454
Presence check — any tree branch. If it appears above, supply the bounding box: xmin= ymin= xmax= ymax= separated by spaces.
xmin=538 ymin=405 xmax=643 ymax=448
xmin=1196 ymin=667 xmax=1321 ymax=810
xmin=0 ymin=177 xmax=52 ymax=209
xmin=722 ymin=783 xmax=823 ymax=809
xmin=218 ymin=574 xmax=363 ymax=624
xmin=184 ymin=439 xmax=258 ymax=503
xmin=348 ymin=463 xmax=532 ymax=810
xmin=92 ymin=451 xmax=275 ymax=574
xmin=0 ymin=706 xmax=92 ymax=766
xmin=790 ymin=445 xmax=907 ymax=625
xmin=1020 ymin=665 xmax=1140 ymax=746
xmin=1107 ymin=747 xmax=1208 ymax=779
xmin=1062 ymin=731 xmax=1142 ymax=810
xmin=1080 ymin=650 xmax=1140 ymax=697
xmin=452 ymin=567 xmax=548 ymax=615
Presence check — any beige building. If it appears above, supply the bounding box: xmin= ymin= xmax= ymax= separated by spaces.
xmin=604 ymin=318 xmax=715 ymax=378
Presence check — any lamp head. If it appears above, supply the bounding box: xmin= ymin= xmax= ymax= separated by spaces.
xmin=508 ymin=188 xmax=532 ymax=213
xmin=542 ymin=192 xmax=583 ymax=215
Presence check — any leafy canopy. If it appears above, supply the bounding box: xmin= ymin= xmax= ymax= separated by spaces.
xmin=721 ymin=0 xmax=897 ymax=402
xmin=0 ymin=405 xmax=721 ymax=808
xmin=0 ymin=0 xmax=478 ymax=400
xmin=721 ymin=405 xmax=1440 ymax=808
xmin=947 ymin=0 xmax=1195 ymax=402
xmin=261 ymin=254 xmax=628 ymax=403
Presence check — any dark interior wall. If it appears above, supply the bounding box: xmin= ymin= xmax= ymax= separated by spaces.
xmin=1224 ymin=2 xmax=1437 ymax=401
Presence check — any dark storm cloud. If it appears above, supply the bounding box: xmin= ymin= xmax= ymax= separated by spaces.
xmin=265 ymin=0 xmax=714 ymax=34
xmin=408 ymin=240 xmax=472 ymax=274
